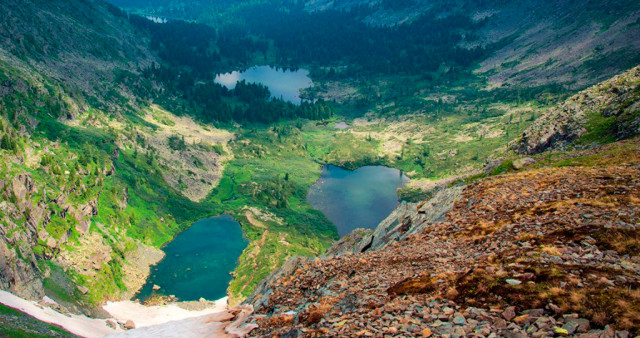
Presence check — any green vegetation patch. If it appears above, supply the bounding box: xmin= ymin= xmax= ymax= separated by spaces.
xmin=0 ymin=304 xmax=77 ymax=338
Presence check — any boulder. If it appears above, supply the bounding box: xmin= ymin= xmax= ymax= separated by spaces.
xmin=512 ymin=157 xmax=536 ymax=170
xmin=106 ymin=320 xmax=117 ymax=330
xmin=124 ymin=320 xmax=136 ymax=329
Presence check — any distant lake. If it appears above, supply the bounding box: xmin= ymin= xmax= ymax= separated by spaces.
xmin=136 ymin=215 xmax=247 ymax=302
xmin=214 ymin=66 xmax=312 ymax=104
xmin=307 ymin=165 xmax=409 ymax=237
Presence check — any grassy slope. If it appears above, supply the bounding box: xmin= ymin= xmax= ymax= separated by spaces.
xmin=211 ymin=126 xmax=338 ymax=304
xmin=0 ymin=304 xmax=76 ymax=337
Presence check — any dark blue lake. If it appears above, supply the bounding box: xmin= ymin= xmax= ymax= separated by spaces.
xmin=307 ymin=165 xmax=408 ymax=237
xmin=136 ymin=214 xmax=247 ymax=302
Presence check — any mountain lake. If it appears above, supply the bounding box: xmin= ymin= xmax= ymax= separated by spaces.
xmin=307 ymin=165 xmax=409 ymax=237
xmin=136 ymin=214 xmax=247 ymax=302
xmin=214 ymin=65 xmax=312 ymax=104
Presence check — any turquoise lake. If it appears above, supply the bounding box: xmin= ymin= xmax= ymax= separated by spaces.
xmin=136 ymin=214 xmax=247 ymax=302
xmin=214 ymin=65 xmax=312 ymax=104
xmin=307 ymin=165 xmax=409 ymax=237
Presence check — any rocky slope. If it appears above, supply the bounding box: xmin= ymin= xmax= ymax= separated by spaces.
xmin=243 ymin=138 xmax=640 ymax=337
xmin=512 ymin=65 xmax=640 ymax=155
xmin=240 ymin=68 xmax=640 ymax=337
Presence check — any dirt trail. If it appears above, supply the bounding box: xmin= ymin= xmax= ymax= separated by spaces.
xmin=239 ymin=211 xmax=271 ymax=294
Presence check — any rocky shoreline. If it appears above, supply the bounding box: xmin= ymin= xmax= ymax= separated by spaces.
xmin=121 ymin=244 xmax=165 ymax=300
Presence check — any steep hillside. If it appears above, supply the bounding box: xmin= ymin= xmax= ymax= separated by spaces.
xmin=239 ymin=67 xmax=640 ymax=337
xmin=1 ymin=0 xmax=639 ymax=334
xmin=0 ymin=0 xmax=337 ymax=316
xmin=0 ymin=0 xmax=234 ymax=313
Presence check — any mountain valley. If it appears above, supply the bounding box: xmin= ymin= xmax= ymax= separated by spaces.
xmin=0 ymin=0 xmax=638 ymax=336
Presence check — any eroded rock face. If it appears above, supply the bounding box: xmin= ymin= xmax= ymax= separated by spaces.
xmin=0 ymin=237 xmax=43 ymax=300
xmin=324 ymin=186 xmax=464 ymax=257
xmin=0 ymin=169 xmax=104 ymax=302
xmin=512 ymin=65 xmax=640 ymax=155
xmin=0 ymin=173 xmax=45 ymax=300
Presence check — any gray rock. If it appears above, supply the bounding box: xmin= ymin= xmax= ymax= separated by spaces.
xmin=512 ymin=158 xmax=536 ymax=170
xmin=505 ymin=279 xmax=522 ymax=285
xmin=503 ymin=307 xmax=516 ymax=321
xmin=453 ymin=315 xmax=466 ymax=325
xmin=106 ymin=320 xmax=117 ymax=330
xmin=614 ymin=331 xmax=629 ymax=338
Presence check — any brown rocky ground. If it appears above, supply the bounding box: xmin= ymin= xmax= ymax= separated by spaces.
xmin=244 ymin=138 xmax=640 ymax=337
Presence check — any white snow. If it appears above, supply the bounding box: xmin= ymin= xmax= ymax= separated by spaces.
xmin=0 ymin=290 xmax=229 ymax=338
xmin=0 ymin=290 xmax=119 ymax=337
xmin=102 ymin=298 xmax=228 ymax=328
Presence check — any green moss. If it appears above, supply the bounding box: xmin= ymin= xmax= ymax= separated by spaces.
xmin=489 ymin=159 xmax=514 ymax=176
xmin=577 ymin=113 xmax=617 ymax=145
xmin=0 ymin=304 xmax=76 ymax=337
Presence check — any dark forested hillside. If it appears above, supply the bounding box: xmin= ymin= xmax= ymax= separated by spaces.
xmin=108 ymin=0 xmax=640 ymax=89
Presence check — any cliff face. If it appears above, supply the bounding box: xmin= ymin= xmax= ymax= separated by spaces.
xmin=0 ymin=174 xmax=44 ymax=301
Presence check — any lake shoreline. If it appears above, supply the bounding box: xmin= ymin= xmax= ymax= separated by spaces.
xmin=135 ymin=215 xmax=248 ymax=303
xmin=307 ymin=165 xmax=409 ymax=236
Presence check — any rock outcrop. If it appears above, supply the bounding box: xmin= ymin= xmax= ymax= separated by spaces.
xmin=512 ymin=65 xmax=640 ymax=155
xmin=0 ymin=173 xmax=46 ymax=300
xmin=325 ymin=186 xmax=464 ymax=257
